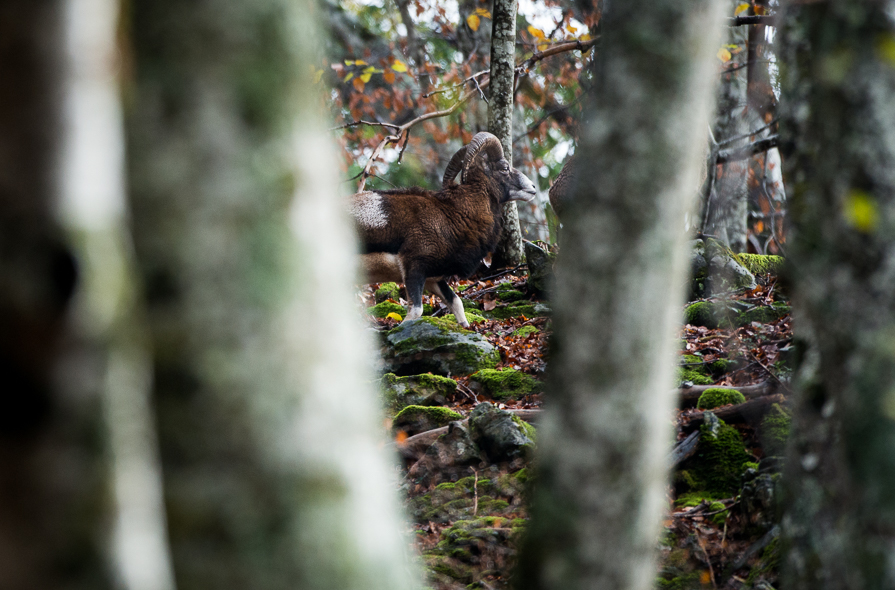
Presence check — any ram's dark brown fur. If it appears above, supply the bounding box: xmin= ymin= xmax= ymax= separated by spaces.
xmin=352 ymin=132 xmax=536 ymax=327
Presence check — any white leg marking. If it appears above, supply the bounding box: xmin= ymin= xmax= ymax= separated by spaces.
xmin=403 ymin=304 xmax=424 ymax=322
xmin=450 ymin=297 xmax=469 ymax=328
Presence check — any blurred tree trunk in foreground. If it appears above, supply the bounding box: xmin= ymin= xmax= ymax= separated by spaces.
xmin=0 ymin=2 xmax=110 ymax=588
xmin=488 ymin=0 xmax=524 ymax=268
xmin=127 ymin=1 xmax=416 ymax=589
xmin=514 ymin=1 xmax=723 ymax=589
xmin=778 ymin=1 xmax=895 ymax=588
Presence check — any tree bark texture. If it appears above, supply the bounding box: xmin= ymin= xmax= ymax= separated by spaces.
xmin=488 ymin=0 xmax=525 ymax=268
xmin=778 ymin=1 xmax=895 ymax=588
xmin=514 ymin=1 xmax=724 ymax=589
xmin=127 ymin=1 xmax=417 ymax=589
xmin=0 ymin=2 xmax=111 ymax=588
xmin=61 ymin=0 xmax=177 ymax=588
xmin=705 ymin=0 xmax=750 ymax=252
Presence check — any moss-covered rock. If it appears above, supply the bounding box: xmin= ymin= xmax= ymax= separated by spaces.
xmin=688 ymin=414 xmax=753 ymax=497
xmin=367 ymin=300 xmax=406 ymax=319
xmin=469 ymin=368 xmax=543 ymax=400
xmin=393 ymin=405 xmax=462 ymax=436
xmin=689 ymin=238 xmax=757 ymax=299
xmin=495 ymin=282 xmax=527 ymax=302
xmin=469 ymin=402 xmax=535 ymax=462
xmin=382 ymin=317 xmax=500 ymax=376
xmin=759 ymin=403 xmax=791 ymax=456
xmin=736 ymin=302 xmax=791 ymax=326
xmin=380 ymin=373 xmax=457 ymax=416
xmin=696 ymin=388 xmax=745 ymax=410
xmin=677 ymin=355 xmax=717 ymax=386
xmin=512 ymin=325 xmax=540 ymax=337
xmin=449 ymin=310 xmax=487 ymax=324
xmin=677 ymin=369 xmax=714 ymax=386
xmin=738 ymin=253 xmax=785 ymax=276
xmin=483 ymin=301 xmax=551 ymax=320
xmin=374 ymin=281 xmax=400 ymax=303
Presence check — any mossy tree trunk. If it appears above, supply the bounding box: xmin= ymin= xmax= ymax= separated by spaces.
xmin=127 ymin=1 xmax=417 ymax=589
xmin=514 ymin=1 xmax=724 ymax=589
xmin=488 ymin=0 xmax=525 ymax=268
xmin=777 ymin=1 xmax=895 ymax=588
xmin=0 ymin=2 xmax=111 ymax=588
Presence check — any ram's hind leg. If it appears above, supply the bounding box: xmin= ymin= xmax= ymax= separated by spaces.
xmin=429 ymin=278 xmax=469 ymax=328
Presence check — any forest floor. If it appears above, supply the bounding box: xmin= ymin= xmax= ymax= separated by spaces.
xmin=361 ymin=259 xmax=791 ymax=590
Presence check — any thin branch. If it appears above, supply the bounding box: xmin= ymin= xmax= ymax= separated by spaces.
xmin=516 ymin=36 xmax=600 ymax=74
xmin=342 ymin=37 xmax=599 ymax=190
xmin=717 ymin=119 xmax=779 ymax=148
xmin=421 ymin=69 xmax=489 ymax=98
xmin=330 ymin=119 xmax=401 ymax=132
xmin=726 ymin=15 xmax=776 ymax=27
xmin=716 ymin=135 xmax=779 ymax=163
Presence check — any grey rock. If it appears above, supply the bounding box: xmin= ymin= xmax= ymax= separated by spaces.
xmin=469 ymin=402 xmax=536 ymax=462
xmin=382 ymin=317 xmax=499 ymax=377
xmin=524 ymin=240 xmax=554 ymax=297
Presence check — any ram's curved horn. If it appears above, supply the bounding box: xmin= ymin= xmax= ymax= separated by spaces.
xmin=442 ymin=145 xmax=467 ymax=187
xmin=461 ymin=132 xmax=504 ymax=183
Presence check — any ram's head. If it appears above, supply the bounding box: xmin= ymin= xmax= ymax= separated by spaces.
xmin=442 ymin=132 xmax=537 ymax=203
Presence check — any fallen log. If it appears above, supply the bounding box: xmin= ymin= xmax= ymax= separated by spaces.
xmin=681 ymin=394 xmax=786 ymax=433
xmin=668 ymin=430 xmax=700 ymax=468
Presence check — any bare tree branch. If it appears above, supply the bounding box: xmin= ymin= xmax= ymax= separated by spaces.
xmin=717 ymin=134 xmax=779 ymax=163
xmin=343 ymin=36 xmax=600 ymax=190
xmin=726 ymin=15 xmax=776 ymax=27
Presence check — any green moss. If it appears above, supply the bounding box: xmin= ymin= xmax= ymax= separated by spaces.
xmin=675 ymin=491 xmax=722 ymax=507
xmin=696 ymin=388 xmax=745 ymax=410
xmin=709 ymin=359 xmax=732 ymax=374
xmin=459 ymin=298 xmax=482 ymax=312
xmin=495 ymin=284 xmax=526 ymax=302
xmin=512 ymin=325 xmax=540 ymax=337
xmin=453 ymin=344 xmax=500 ymax=372
xmin=452 ymin=310 xmax=487 ymax=324
xmin=512 ymin=415 xmax=537 ymax=444
xmin=684 ymin=301 xmax=718 ymax=328
xmin=374 ymin=282 xmax=400 ymax=303
xmin=692 ymin=419 xmax=753 ymax=496
xmin=368 ymin=300 xmax=406 ymax=318
xmin=708 ymin=501 xmax=729 ymax=525
xmin=760 ymin=403 xmax=792 ymax=456
xmin=656 ymin=573 xmax=703 ymax=590
xmin=677 ymin=368 xmax=714 ymax=386
xmin=394 ymin=405 xmax=462 ymax=429
xmin=380 ymin=372 xmax=457 ymax=416
xmin=483 ymin=301 xmax=551 ymax=320
xmin=737 ymin=253 xmax=785 ymax=276
xmin=737 ymin=303 xmax=791 ymax=326
xmin=469 ymin=368 xmax=543 ymax=400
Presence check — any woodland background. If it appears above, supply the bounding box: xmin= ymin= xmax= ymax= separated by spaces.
xmin=1 ymin=0 xmax=894 ymax=589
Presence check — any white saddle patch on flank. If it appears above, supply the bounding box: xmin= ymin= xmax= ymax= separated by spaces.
xmin=351 ymin=191 xmax=388 ymax=228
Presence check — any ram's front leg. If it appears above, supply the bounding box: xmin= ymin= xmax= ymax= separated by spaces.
xmin=402 ymin=267 xmax=427 ymax=323
xmin=429 ymin=279 xmax=469 ymax=328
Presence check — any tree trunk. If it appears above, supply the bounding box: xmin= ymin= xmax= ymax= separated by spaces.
xmin=127 ymin=1 xmax=417 ymax=589
xmin=704 ymin=0 xmax=750 ymax=252
xmin=488 ymin=0 xmax=525 ymax=268
xmin=514 ymin=1 xmax=724 ymax=589
xmin=778 ymin=1 xmax=895 ymax=588
xmin=0 ymin=1 xmax=111 ymax=588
